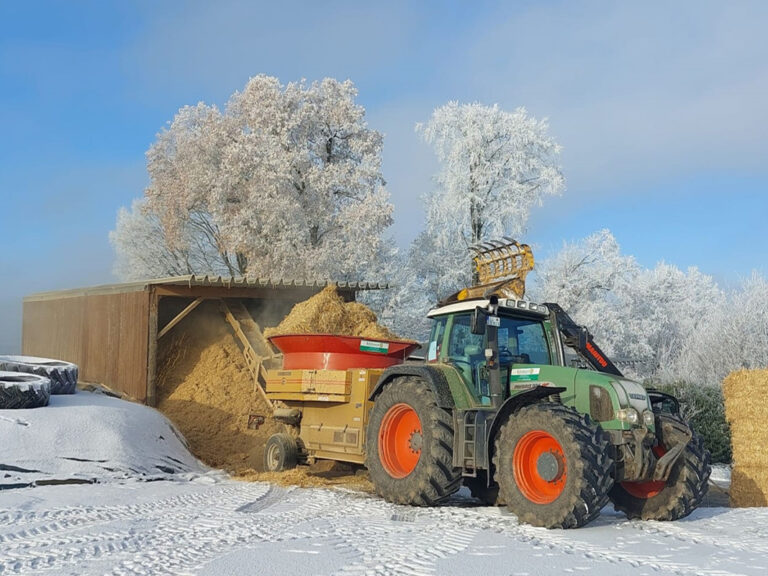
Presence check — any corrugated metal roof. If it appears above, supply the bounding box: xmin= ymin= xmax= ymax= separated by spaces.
xmin=24 ymin=275 xmax=389 ymax=301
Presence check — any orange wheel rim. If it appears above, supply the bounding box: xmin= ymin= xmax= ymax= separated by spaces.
xmin=513 ymin=430 xmax=567 ymax=504
xmin=621 ymin=444 xmax=667 ymax=499
xmin=378 ymin=403 xmax=422 ymax=478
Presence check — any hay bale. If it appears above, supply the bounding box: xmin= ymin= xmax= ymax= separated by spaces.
xmin=264 ymin=286 xmax=400 ymax=341
xmin=723 ymin=369 xmax=768 ymax=507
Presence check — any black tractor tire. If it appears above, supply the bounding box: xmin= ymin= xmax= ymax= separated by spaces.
xmin=366 ymin=376 xmax=462 ymax=506
xmin=464 ymin=471 xmax=503 ymax=506
xmin=0 ymin=371 xmax=51 ymax=409
xmin=493 ymin=403 xmax=614 ymax=529
xmin=0 ymin=355 xmax=78 ymax=395
xmin=263 ymin=433 xmax=299 ymax=472
xmin=609 ymin=413 xmax=711 ymax=521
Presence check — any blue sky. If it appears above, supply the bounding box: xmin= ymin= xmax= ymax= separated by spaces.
xmin=1 ymin=0 xmax=767 ymax=352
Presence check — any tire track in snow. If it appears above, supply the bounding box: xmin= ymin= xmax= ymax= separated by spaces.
xmin=0 ymin=483 xmax=280 ymax=575
xmin=0 ymin=483 xmax=361 ymax=575
xmin=0 ymin=483 xmax=266 ymax=530
xmin=0 ymin=482 xmax=761 ymax=576
xmin=615 ymin=511 xmax=768 ymax=556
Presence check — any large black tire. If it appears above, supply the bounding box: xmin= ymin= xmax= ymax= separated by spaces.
xmin=366 ymin=376 xmax=462 ymax=506
xmin=609 ymin=413 xmax=711 ymax=521
xmin=0 ymin=371 xmax=51 ymax=409
xmin=263 ymin=433 xmax=299 ymax=472
xmin=0 ymin=355 xmax=78 ymax=395
xmin=494 ymin=403 xmax=614 ymax=529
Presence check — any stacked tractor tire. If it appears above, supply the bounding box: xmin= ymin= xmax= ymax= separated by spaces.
xmin=0 ymin=356 xmax=78 ymax=409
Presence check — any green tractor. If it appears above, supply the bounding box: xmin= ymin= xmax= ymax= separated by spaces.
xmin=365 ymin=239 xmax=710 ymax=528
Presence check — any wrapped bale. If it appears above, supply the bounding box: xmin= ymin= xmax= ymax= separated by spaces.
xmin=723 ymin=369 xmax=768 ymax=507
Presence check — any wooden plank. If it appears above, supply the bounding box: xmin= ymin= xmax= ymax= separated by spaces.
xmin=157 ymin=297 xmax=203 ymax=340
xmin=146 ymin=290 xmax=159 ymax=406
xmin=265 ymin=392 xmax=349 ymax=403
xmin=117 ymin=291 xmax=149 ymax=402
xmin=220 ymin=299 xmax=275 ymax=411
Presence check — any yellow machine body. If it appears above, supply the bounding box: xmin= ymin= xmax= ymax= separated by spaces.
xmin=265 ymin=368 xmax=383 ymax=464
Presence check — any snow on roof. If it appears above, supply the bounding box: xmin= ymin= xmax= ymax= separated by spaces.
xmin=24 ymin=275 xmax=389 ymax=301
xmin=427 ymin=298 xmax=549 ymax=318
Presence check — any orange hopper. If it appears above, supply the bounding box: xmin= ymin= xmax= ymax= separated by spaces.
xmin=268 ymin=334 xmax=420 ymax=371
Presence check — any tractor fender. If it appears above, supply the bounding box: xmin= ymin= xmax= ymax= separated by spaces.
xmin=368 ymin=364 xmax=455 ymax=409
xmin=483 ymin=386 xmax=567 ymax=485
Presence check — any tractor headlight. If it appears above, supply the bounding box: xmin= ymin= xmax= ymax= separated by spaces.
xmin=643 ymin=410 xmax=655 ymax=427
xmin=616 ymin=408 xmax=640 ymax=425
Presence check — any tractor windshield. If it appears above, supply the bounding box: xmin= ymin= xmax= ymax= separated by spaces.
xmin=427 ymin=312 xmax=553 ymax=366
xmin=427 ymin=312 xmax=553 ymax=394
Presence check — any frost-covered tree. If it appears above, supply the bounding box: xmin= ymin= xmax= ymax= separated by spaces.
xmin=408 ymin=102 xmax=564 ymax=310
xmin=110 ymin=198 xmax=232 ymax=281
xmin=671 ymin=272 xmax=768 ymax=386
xmin=531 ymin=230 xmax=730 ymax=383
xmin=418 ymin=102 xmax=564 ymax=246
xmin=626 ymin=264 xmax=725 ymax=380
xmin=112 ymin=75 xmax=393 ymax=282
xmin=531 ymin=230 xmax=638 ymax=358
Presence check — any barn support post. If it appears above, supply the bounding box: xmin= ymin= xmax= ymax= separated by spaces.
xmin=146 ymin=288 xmax=159 ymax=407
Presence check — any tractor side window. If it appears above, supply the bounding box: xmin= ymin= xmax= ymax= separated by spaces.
xmin=515 ymin=321 xmax=551 ymax=364
xmin=496 ymin=316 xmax=551 ymax=365
xmin=447 ymin=314 xmax=485 ymax=391
xmin=427 ymin=317 xmax=447 ymax=362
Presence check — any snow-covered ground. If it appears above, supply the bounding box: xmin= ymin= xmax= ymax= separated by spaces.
xmin=2 ymin=392 xmax=766 ymax=576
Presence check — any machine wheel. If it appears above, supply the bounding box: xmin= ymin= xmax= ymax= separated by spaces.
xmin=493 ymin=403 xmax=613 ymax=529
xmin=366 ymin=376 xmax=462 ymax=506
xmin=610 ymin=413 xmax=710 ymax=521
xmin=0 ymin=355 xmax=78 ymax=395
xmin=264 ymin=433 xmax=299 ymax=472
xmin=0 ymin=372 xmax=51 ymax=409
xmin=464 ymin=471 xmax=502 ymax=506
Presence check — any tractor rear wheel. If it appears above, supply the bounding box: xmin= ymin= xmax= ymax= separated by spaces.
xmin=366 ymin=377 xmax=462 ymax=506
xmin=494 ymin=403 xmax=613 ymax=528
xmin=610 ymin=413 xmax=710 ymax=521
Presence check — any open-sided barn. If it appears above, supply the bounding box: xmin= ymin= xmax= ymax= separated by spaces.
xmin=22 ymin=275 xmax=382 ymax=405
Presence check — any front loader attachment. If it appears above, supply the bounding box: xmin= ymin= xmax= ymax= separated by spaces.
xmin=442 ymin=238 xmax=535 ymax=304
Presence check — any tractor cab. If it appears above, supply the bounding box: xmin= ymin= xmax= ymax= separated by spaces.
xmin=425 ymin=298 xmax=555 ymax=405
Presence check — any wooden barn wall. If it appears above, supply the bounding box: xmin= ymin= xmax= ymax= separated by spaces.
xmin=22 ymin=292 xmax=151 ymax=402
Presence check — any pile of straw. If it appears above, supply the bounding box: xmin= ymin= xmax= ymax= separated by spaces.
xmin=723 ymin=369 xmax=768 ymax=507
xmin=264 ymin=286 xmax=399 ymax=341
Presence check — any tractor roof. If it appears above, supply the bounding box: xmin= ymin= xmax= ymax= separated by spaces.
xmin=427 ymin=298 xmax=550 ymax=318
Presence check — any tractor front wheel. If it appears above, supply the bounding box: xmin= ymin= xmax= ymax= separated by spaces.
xmin=366 ymin=377 xmax=462 ymax=506
xmin=494 ymin=404 xmax=613 ymax=528
xmin=610 ymin=413 xmax=710 ymax=521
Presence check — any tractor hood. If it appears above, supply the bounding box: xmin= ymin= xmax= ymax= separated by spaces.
xmin=573 ymin=369 xmax=654 ymax=430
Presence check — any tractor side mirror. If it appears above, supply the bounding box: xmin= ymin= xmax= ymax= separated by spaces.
xmin=470 ymin=307 xmax=487 ymax=335
xmin=579 ymin=327 xmax=589 ymax=350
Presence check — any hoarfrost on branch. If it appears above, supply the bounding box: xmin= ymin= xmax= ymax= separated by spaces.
xmin=111 ymin=75 xmax=393 ymax=283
